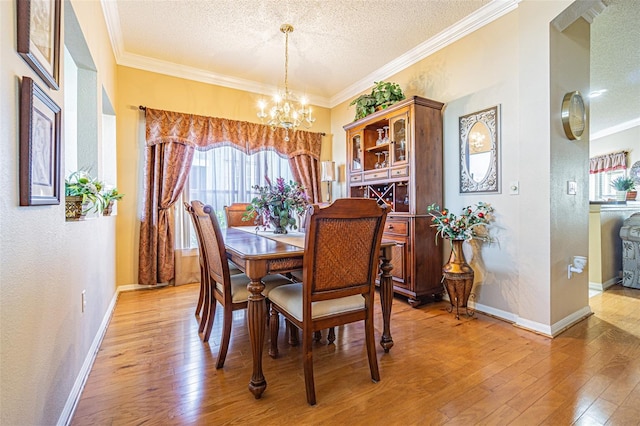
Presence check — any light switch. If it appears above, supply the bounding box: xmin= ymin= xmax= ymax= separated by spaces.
xmin=567 ymin=181 xmax=577 ymax=195
xmin=509 ymin=181 xmax=519 ymax=195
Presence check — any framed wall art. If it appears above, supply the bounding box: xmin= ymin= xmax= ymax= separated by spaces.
xmin=20 ymin=76 xmax=61 ymax=206
xmin=17 ymin=0 xmax=61 ymax=90
xmin=459 ymin=105 xmax=500 ymax=194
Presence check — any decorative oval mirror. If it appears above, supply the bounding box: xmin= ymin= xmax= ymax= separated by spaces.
xmin=459 ymin=105 xmax=500 ymax=193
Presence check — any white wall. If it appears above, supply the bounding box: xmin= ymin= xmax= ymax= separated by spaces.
xmin=0 ymin=0 xmax=118 ymax=424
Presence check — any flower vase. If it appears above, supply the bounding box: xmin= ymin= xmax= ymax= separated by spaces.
xmin=442 ymin=239 xmax=475 ymax=319
xmin=269 ymin=216 xmax=287 ymax=234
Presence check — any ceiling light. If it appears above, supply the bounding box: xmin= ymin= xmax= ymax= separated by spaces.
xmin=589 ymin=89 xmax=608 ymax=98
xmin=257 ymin=24 xmax=315 ymax=141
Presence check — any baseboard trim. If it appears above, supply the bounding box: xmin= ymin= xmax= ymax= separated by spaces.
xmin=473 ymin=302 xmax=592 ymax=338
xmin=58 ymin=283 xmax=157 ymax=426
xmin=589 ymin=277 xmax=620 ymax=291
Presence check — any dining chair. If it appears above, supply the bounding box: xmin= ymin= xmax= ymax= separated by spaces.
xmin=267 ymin=198 xmax=389 ymax=405
xmin=183 ymin=202 xmax=209 ymax=321
xmin=190 ymin=200 xmax=291 ymax=368
xmin=224 ymin=202 xmax=261 ymax=227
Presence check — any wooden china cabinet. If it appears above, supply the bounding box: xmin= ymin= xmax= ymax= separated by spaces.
xmin=344 ymin=96 xmax=444 ymax=307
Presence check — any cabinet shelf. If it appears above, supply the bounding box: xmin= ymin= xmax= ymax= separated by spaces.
xmin=366 ymin=142 xmax=391 ymax=152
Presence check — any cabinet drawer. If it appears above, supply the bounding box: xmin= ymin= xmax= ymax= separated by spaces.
xmin=384 ymin=218 xmax=409 ymax=236
xmin=390 ymin=166 xmax=409 ymax=177
xmin=364 ymin=169 xmax=389 ymax=181
xmin=350 ymin=173 xmax=363 ymax=183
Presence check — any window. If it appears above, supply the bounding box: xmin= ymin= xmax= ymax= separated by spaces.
xmin=178 ymin=146 xmax=294 ymax=248
xmin=590 ymin=169 xmax=625 ymax=201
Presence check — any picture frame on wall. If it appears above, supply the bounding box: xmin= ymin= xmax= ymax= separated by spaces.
xmin=20 ymin=76 xmax=61 ymax=206
xmin=17 ymin=0 xmax=61 ymax=90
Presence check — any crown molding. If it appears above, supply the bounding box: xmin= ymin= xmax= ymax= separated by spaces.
xmin=591 ymin=117 xmax=640 ymax=141
xmin=100 ymin=0 xmax=124 ymax=61
xmin=116 ymin=51 xmax=330 ymax=108
xmin=102 ymin=0 xmax=520 ymax=109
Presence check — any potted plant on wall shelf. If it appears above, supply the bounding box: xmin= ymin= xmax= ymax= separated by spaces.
xmin=101 ymin=187 xmax=125 ymax=216
xmin=427 ymin=202 xmax=495 ymax=319
xmin=65 ymin=171 xmax=105 ymax=220
xmin=610 ymin=176 xmax=636 ymax=201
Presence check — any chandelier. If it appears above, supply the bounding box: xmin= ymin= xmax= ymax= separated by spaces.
xmin=257 ymin=24 xmax=315 ymax=141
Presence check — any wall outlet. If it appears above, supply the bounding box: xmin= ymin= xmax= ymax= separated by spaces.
xmin=567 ymin=181 xmax=577 ymax=195
xmin=82 ymin=290 xmax=86 ymax=313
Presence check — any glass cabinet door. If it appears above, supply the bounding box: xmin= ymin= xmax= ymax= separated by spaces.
xmin=350 ymin=132 xmax=363 ymax=172
xmin=390 ymin=114 xmax=408 ymax=165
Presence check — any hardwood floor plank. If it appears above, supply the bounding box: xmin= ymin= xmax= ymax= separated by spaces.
xmin=71 ymin=284 xmax=640 ymax=425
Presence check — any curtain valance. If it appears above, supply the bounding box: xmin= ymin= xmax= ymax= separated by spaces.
xmin=145 ymin=107 xmax=322 ymax=159
xmin=589 ymin=151 xmax=627 ymax=174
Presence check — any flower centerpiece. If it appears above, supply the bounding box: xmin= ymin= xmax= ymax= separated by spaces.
xmin=244 ymin=177 xmax=310 ymax=234
xmin=427 ymin=202 xmax=495 ymax=243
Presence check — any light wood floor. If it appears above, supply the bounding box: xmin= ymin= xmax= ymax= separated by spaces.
xmin=71 ymin=284 xmax=640 ymax=425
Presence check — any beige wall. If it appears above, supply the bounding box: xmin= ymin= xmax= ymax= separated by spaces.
xmin=114 ymin=66 xmax=332 ymax=286
xmin=0 ymin=0 xmax=117 ymax=424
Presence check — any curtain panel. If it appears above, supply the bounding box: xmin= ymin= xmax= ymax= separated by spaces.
xmin=589 ymin=151 xmax=627 ymax=174
xmin=139 ymin=107 xmax=323 ymax=286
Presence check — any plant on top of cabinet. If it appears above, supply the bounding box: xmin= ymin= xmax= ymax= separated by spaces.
xmin=371 ymin=81 xmax=405 ymax=110
xmin=349 ymin=81 xmax=405 ymax=121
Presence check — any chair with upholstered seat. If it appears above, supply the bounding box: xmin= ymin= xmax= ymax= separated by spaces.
xmin=267 ymin=198 xmax=388 ymax=405
xmin=190 ymin=200 xmax=291 ymax=368
xmin=184 ymin=202 xmax=209 ymax=321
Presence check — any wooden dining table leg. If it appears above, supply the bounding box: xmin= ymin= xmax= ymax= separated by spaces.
xmin=246 ymin=274 xmax=267 ymax=399
xmin=379 ymin=245 xmax=394 ymax=353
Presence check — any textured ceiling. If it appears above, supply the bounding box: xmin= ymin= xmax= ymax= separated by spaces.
xmin=590 ymin=0 xmax=640 ymax=136
xmin=104 ymin=0 xmax=501 ymax=106
xmin=102 ymin=0 xmax=638 ymax=135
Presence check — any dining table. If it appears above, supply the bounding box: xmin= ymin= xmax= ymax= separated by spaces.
xmin=223 ymin=226 xmax=395 ymax=399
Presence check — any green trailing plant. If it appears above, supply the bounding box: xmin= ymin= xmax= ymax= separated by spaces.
xmin=349 ymin=93 xmax=377 ymax=121
xmin=610 ymin=176 xmax=636 ymax=191
xmin=349 ymin=81 xmax=406 ymax=121
xmin=65 ymin=171 xmax=105 ymax=213
xmin=371 ymin=81 xmax=405 ymax=109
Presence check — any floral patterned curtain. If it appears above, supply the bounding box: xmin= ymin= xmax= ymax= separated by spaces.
xmin=589 ymin=151 xmax=627 ymax=174
xmin=138 ymin=108 xmax=323 ymax=286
